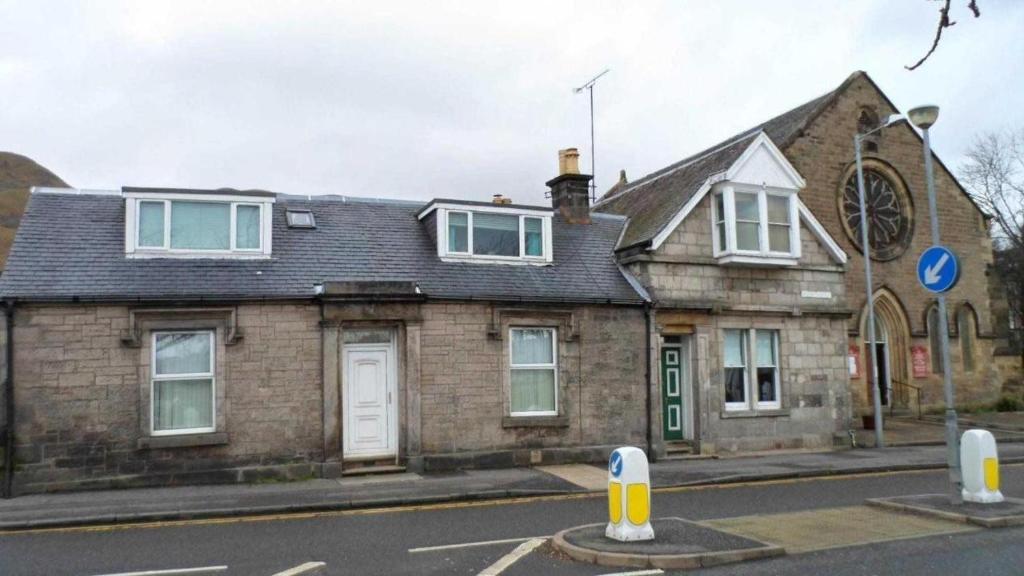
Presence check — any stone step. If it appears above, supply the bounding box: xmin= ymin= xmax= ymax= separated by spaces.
xmin=341 ymin=464 xmax=407 ymax=477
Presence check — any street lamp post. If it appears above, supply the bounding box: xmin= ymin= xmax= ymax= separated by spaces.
xmin=908 ymin=105 xmax=962 ymax=505
xmin=854 ymin=114 xmax=904 ymax=449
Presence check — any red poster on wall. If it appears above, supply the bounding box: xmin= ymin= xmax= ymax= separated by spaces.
xmin=848 ymin=344 xmax=861 ymax=378
xmin=912 ymin=345 xmax=930 ymax=378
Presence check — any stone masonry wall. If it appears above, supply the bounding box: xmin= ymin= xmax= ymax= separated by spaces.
xmin=12 ymin=303 xmax=322 ymax=493
xmin=638 ymin=194 xmax=847 ymax=311
xmin=626 ymin=191 xmax=851 ymax=453
xmin=417 ymin=302 xmax=648 ymax=457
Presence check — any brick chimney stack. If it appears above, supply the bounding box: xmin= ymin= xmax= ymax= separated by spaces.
xmin=547 ymin=148 xmax=592 ymax=224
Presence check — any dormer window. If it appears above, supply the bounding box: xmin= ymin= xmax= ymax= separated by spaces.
xmin=711 ymin=184 xmax=800 ymax=265
xmin=125 ymin=189 xmax=274 ymax=258
xmin=418 ymin=201 xmax=553 ymax=265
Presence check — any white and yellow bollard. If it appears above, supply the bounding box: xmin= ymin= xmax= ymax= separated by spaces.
xmin=961 ymin=429 xmax=1004 ymax=504
xmin=605 ymin=447 xmax=654 ymax=542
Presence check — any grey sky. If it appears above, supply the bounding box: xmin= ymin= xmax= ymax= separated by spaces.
xmin=2 ymin=1 xmax=1022 ymax=206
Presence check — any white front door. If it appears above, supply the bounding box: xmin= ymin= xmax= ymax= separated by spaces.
xmin=343 ymin=344 xmax=396 ymax=458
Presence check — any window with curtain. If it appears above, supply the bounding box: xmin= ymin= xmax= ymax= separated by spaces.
xmin=958 ymin=306 xmax=975 ymax=373
xmin=724 ymin=328 xmax=781 ymax=411
xmin=509 ymin=327 xmax=557 ymax=415
xmin=152 ymin=331 xmax=215 ymax=435
xmin=473 ymin=213 xmax=519 ymax=256
xmin=135 ymin=199 xmax=263 ymax=253
xmin=724 ymin=329 xmax=748 ymax=408
xmin=928 ymin=306 xmax=944 ymax=373
xmin=712 ymin=186 xmax=798 ymax=260
xmin=138 ymin=201 xmax=165 ymax=248
xmin=524 ymin=217 xmax=543 ymax=257
xmin=766 ymin=196 xmax=791 ymax=253
xmin=448 ymin=211 xmax=469 ymax=253
xmin=437 ymin=209 xmax=550 ymax=261
xmin=756 ymin=330 xmax=780 ymax=406
xmin=235 ymin=204 xmax=261 ymax=250
xmin=734 ymin=192 xmax=761 ymax=251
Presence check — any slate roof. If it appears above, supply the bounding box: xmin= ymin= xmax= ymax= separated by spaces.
xmin=593 ymin=82 xmax=840 ymax=250
xmin=0 ymin=191 xmax=645 ymax=305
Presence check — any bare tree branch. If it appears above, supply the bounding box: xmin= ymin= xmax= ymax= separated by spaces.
xmin=906 ymin=0 xmax=982 ymax=71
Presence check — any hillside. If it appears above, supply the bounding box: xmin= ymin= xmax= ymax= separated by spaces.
xmin=0 ymin=152 xmax=68 ymax=268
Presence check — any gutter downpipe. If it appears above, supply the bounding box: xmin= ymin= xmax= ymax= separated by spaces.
xmin=3 ymin=300 xmax=14 ymax=499
xmin=644 ymin=301 xmax=654 ymax=461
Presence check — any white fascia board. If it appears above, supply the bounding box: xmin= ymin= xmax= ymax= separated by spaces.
xmin=123 ymin=191 xmax=277 ymax=204
xmin=417 ymin=202 xmax=551 ymax=220
xmin=648 ymin=173 xmax=723 ymax=251
xmin=798 ymin=199 xmax=848 ymax=264
xmin=726 ymin=131 xmax=806 ymax=190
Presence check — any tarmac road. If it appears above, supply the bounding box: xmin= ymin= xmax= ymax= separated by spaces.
xmin=2 ymin=465 xmax=1022 ymax=576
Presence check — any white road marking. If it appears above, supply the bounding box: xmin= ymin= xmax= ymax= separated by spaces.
xmin=476 ymin=537 xmax=546 ymax=576
xmin=408 ymin=535 xmax=549 ymax=553
xmin=92 ymin=568 xmax=228 ymax=576
xmin=599 ymin=570 xmax=664 ymax=576
xmin=271 ymin=561 xmax=327 ymax=576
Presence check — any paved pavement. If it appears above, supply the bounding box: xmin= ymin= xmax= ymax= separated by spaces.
xmin=854 ymin=415 xmax=1024 ymax=447
xmin=1 ymin=466 xmax=1022 ymax=575
xmin=3 ymin=444 xmax=1024 ymax=531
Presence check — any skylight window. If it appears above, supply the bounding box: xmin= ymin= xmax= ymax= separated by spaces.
xmin=286 ymin=209 xmax=316 ymax=229
xmin=124 ymin=190 xmax=274 ymax=258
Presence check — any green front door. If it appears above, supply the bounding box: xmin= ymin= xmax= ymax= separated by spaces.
xmin=661 ymin=346 xmax=684 ymax=441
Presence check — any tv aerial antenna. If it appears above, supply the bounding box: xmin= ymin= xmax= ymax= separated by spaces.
xmin=574 ymin=68 xmax=610 ymax=203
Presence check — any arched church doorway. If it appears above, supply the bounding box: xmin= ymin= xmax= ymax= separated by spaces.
xmin=862 ymin=289 xmax=912 ymax=409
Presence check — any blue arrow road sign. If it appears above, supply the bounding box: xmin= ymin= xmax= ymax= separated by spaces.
xmin=609 ymin=451 xmax=623 ymax=478
xmin=917 ymin=245 xmax=960 ymax=294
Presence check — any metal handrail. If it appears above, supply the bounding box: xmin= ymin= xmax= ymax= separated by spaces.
xmin=889 ymin=379 xmax=923 ymax=419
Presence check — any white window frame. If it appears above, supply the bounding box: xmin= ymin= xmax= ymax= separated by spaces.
xmin=431 ymin=206 xmax=553 ymax=265
xmin=125 ymin=192 xmax=274 ymax=258
xmin=150 ymin=330 xmax=216 ymax=437
xmin=711 ymin=184 xmax=801 ymax=265
xmin=509 ymin=327 xmax=559 ymax=417
xmin=723 ymin=328 xmax=782 ymax=411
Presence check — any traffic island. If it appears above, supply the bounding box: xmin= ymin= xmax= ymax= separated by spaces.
xmin=551 ymin=517 xmax=785 ymax=570
xmin=867 ymin=495 xmax=1024 ymax=528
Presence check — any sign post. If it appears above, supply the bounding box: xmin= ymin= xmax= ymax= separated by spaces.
xmin=606 ymin=447 xmax=654 ymax=542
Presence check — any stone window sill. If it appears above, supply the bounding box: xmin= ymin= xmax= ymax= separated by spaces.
xmin=501 ymin=415 xmax=569 ymax=429
xmin=138 ymin=432 xmax=229 ymax=450
xmin=719 ymin=409 xmax=790 ymax=419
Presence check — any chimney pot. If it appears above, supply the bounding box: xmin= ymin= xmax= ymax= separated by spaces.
xmin=492 ymin=194 xmax=512 ymax=205
xmin=558 ymin=148 xmax=580 ymax=176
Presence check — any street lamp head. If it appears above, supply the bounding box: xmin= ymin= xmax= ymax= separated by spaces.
xmin=908 ymin=105 xmax=940 ymax=130
xmin=882 ymin=113 xmax=906 ymax=127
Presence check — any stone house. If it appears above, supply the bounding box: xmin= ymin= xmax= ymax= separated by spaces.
xmin=596 ymin=133 xmax=852 ymax=455
xmin=597 ymin=71 xmax=1009 ymax=456
xmin=0 ymin=159 xmax=653 ymax=495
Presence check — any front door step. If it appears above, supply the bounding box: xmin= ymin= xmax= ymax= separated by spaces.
xmin=341 ymin=458 xmax=405 ymax=476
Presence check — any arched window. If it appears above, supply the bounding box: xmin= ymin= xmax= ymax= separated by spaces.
xmin=927 ymin=305 xmax=944 ymax=374
xmin=958 ymin=306 xmax=976 ymax=373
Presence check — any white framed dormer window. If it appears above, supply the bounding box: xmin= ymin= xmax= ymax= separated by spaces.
xmin=711 ymin=184 xmax=801 ymax=266
xmin=509 ymin=327 xmax=558 ymax=416
xmin=151 ymin=331 xmax=216 ymax=436
xmin=125 ymin=191 xmax=274 ymax=258
xmin=418 ymin=202 xmax=553 ymax=265
xmin=723 ymin=328 xmax=781 ymax=412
